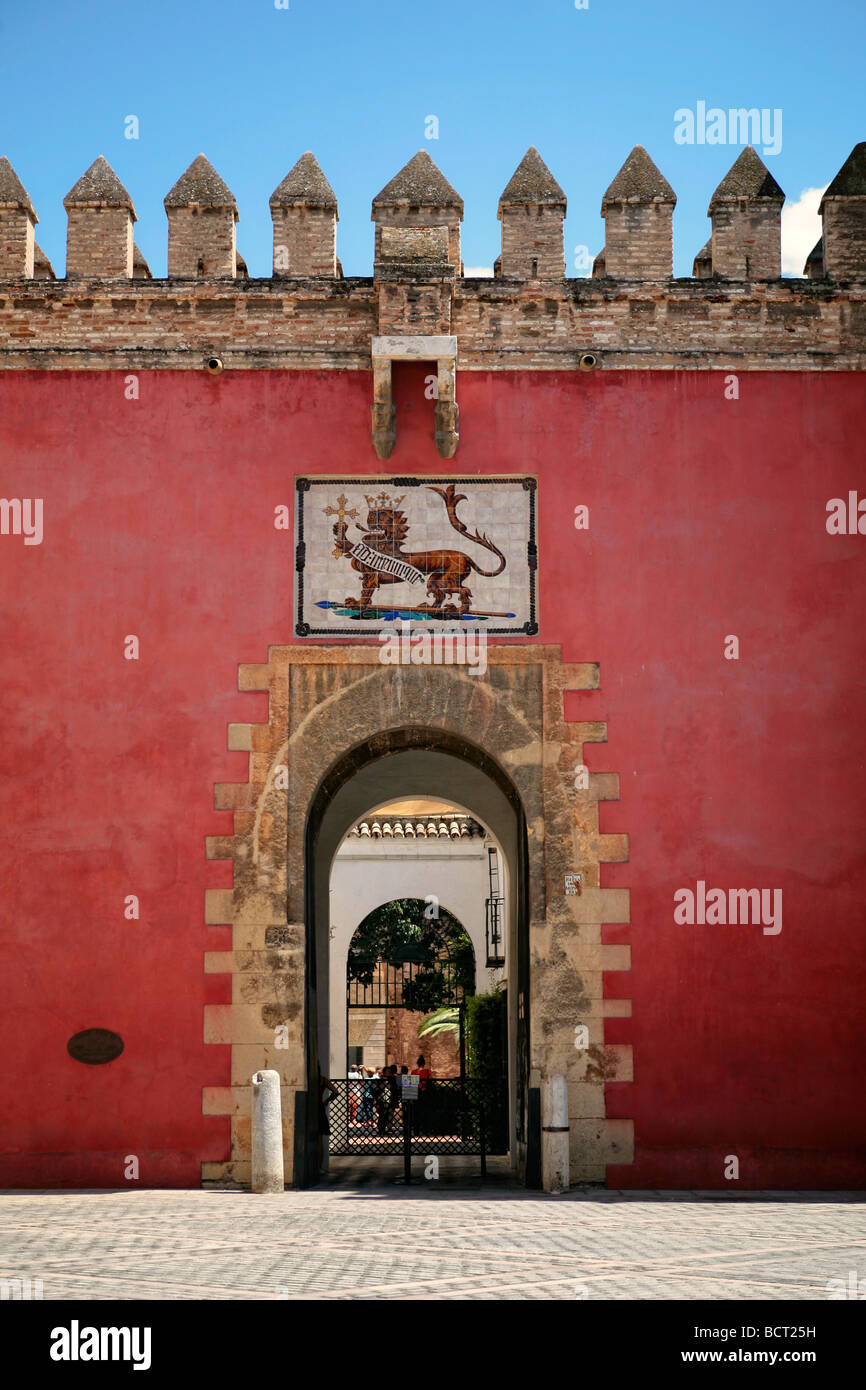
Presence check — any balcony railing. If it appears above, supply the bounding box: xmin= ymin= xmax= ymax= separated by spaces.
xmin=485 ymin=895 xmax=505 ymax=967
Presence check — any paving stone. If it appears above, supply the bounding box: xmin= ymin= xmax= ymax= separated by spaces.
xmin=1 ymin=1185 xmax=864 ymax=1301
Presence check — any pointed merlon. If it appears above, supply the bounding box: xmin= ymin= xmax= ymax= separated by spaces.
xmin=709 ymin=146 xmax=784 ymax=207
xmin=164 ymin=154 xmax=237 ymax=212
xmin=692 ymin=239 xmax=712 ymax=278
xmin=270 ymin=152 xmax=337 ymax=210
xmin=601 ymin=146 xmax=676 ymax=209
xmin=372 ymin=150 xmax=463 ymax=212
xmin=804 ymin=237 xmax=824 ymax=276
xmin=0 ymin=156 xmax=37 ymax=217
xmin=820 ymin=141 xmax=866 ymax=210
xmin=64 ymin=156 xmax=136 ymax=216
xmin=499 ymin=147 xmax=566 ymax=209
xmin=33 ymin=242 xmax=56 ymax=279
xmin=132 ymin=243 xmax=152 ymax=279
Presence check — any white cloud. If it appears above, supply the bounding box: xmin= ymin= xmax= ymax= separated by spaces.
xmin=463 ymin=265 xmax=494 ymax=277
xmin=781 ymin=186 xmax=827 ymax=276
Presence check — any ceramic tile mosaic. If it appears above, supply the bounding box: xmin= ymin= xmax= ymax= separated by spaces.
xmin=295 ymin=476 xmax=537 ymax=636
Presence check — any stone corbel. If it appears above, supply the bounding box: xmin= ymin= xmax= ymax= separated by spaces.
xmin=370 ymin=335 xmax=459 ymax=460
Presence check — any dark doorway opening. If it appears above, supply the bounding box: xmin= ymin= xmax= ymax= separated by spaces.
xmin=297 ymin=728 xmax=536 ymax=1187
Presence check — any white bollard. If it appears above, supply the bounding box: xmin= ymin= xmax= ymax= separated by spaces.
xmin=251 ymin=1069 xmax=284 ymax=1194
xmin=541 ymin=1073 xmax=570 ymax=1194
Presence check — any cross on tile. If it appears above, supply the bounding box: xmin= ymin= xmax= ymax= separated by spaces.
xmin=323 ymin=493 xmax=359 ymax=528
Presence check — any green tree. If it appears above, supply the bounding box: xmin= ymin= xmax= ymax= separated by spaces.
xmin=465 ymin=989 xmax=507 ymax=1083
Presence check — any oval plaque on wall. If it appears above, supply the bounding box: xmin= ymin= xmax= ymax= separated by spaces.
xmin=67 ymin=1028 xmax=124 ymax=1065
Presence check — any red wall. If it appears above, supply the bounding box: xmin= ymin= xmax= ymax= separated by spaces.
xmin=1 ymin=363 xmax=864 ymax=1188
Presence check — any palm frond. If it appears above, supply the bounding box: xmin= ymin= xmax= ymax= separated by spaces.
xmin=418 ymin=1005 xmax=460 ymax=1039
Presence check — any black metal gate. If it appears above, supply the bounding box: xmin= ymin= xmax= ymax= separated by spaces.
xmin=327 ymin=1076 xmax=508 ymax=1158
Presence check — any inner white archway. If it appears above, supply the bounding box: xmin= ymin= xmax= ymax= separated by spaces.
xmin=328 ymin=800 xmax=508 ymax=1078
xmin=307 ymin=743 xmax=525 ymax=1166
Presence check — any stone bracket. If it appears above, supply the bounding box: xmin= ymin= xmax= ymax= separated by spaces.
xmin=371 ymin=334 xmax=458 ymax=460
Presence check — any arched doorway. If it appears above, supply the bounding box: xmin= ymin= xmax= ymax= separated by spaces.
xmin=203 ymin=643 xmax=631 ymax=1192
xmin=301 ymin=731 xmax=533 ymax=1184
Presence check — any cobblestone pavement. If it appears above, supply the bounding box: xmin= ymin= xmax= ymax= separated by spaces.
xmin=1 ymin=1182 xmax=864 ymax=1301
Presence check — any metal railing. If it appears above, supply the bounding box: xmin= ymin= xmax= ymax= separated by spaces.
xmin=486 ymin=895 xmax=505 ymax=966
xmin=347 ymin=955 xmax=467 ymax=1009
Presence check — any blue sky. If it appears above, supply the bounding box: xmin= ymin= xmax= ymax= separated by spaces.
xmin=1 ymin=0 xmax=864 ymax=279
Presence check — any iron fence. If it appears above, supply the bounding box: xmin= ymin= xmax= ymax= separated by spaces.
xmin=326 ymin=1076 xmax=508 ymax=1157
xmin=347 ymin=956 xmax=467 ymax=1009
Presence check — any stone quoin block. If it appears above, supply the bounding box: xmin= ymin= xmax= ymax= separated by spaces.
xmin=203 ymin=949 xmax=300 ymax=976
xmin=228 ymin=1046 xmax=304 ymax=1090
xmin=202 ymin=1084 xmax=296 ymax=1119
xmin=204 ymin=888 xmax=235 ymax=924
xmin=601 ymin=998 xmax=633 ymax=1018
xmin=564 ymin=886 xmax=631 ymax=925
xmin=226 ymin=723 xmax=253 ymax=751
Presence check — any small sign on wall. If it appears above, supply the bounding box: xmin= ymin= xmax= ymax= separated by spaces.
xmin=294 ymin=475 xmax=538 ymax=636
xmin=565 ymin=873 xmax=583 ymax=896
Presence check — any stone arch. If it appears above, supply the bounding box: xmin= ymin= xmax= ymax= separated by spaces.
xmin=202 ymin=645 xmax=633 ymax=1190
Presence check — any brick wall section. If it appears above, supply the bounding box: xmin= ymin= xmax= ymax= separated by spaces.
xmin=822 ymin=200 xmax=866 ymax=280
xmin=65 ymin=207 xmax=133 ymax=279
xmin=272 ymin=206 xmax=337 ymax=277
xmin=166 ymin=206 xmax=237 ymax=278
xmin=499 ymin=205 xmax=565 ymax=278
xmin=375 ymin=280 xmax=453 ymax=337
xmin=711 ymin=202 xmax=782 ymax=279
xmin=384 ymin=1008 xmax=459 ymax=1075
xmin=602 ymin=203 xmax=673 ymax=279
xmin=1 ymin=276 xmax=862 ymax=369
xmin=0 ymin=208 xmax=35 ymax=278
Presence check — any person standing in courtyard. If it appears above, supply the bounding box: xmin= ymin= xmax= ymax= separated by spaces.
xmin=411 ymin=1054 xmax=431 ymax=1095
xmin=318 ymin=1070 xmax=336 ymax=1171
